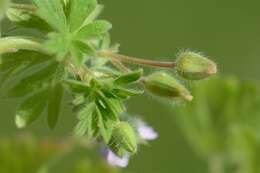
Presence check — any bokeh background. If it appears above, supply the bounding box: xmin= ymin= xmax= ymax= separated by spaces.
xmin=1 ymin=0 xmax=260 ymax=172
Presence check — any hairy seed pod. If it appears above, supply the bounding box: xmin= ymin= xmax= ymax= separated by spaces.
xmin=108 ymin=122 xmax=137 ymax=156
xmin=143 ymin=72 xmax=193 ymax=101
xmin=176 ymin=51 xmax=217 ymax=80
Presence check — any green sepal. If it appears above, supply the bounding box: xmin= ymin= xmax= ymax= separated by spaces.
xmin=143 ymin=71 xmax=193 ymax=102
xmin=108 ymin=122 xmax=137 ymax=154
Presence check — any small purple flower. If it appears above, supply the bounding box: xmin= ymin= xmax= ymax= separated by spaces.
xmin=137 ymin=122 xmax=158 ymax=141
xmin=105 ymin=150 xmax=129 ymax=168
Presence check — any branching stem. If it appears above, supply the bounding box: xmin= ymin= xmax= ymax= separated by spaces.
xmin=97 ymin=51 xmax=176 ymax=69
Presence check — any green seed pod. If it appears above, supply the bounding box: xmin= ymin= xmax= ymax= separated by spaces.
xmin=143 ymin=72 xmax=193 ymax=101
xmin=176 ymin=51 xmax=217 ymax=80
xmin=108 ymin=122 xmax=137 ymax=156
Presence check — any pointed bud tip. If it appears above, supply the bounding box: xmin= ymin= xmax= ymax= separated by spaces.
xmin=183 ymin=95 xmax=193 ymax=102
xmin=207 ymin=63 xmax=218 ymax=75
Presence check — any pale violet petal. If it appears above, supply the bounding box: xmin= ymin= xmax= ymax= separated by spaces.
xmin=106 ymin=150 xmax=129 ymax=168
xmin=137 ymin=124 xmax=158 ymax=140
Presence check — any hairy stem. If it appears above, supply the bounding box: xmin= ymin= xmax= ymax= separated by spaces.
xmin=97 ymin=51 xmax=176 ymax=69
xmin=0 ymin=37 xmax=46 ymax=55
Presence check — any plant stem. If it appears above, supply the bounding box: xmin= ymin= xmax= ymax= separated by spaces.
xmin=209 ymin=155 xmax=225 ymax=173
xmin=97 ymin=51 xmax=176 ymax=69
xmin=0 ymin=37 xmax=46 ymax=55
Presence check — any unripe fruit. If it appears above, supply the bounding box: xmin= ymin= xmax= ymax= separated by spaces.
xmin=176 ymin=51 xmax=217 ymax=80
xmin=143 ymin=72 xmax=193 ymax=101
xmin=108 ymin=122 xmax=137 ymax=157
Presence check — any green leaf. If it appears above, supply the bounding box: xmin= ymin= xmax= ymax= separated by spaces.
xmin=47 ymin=83 xmax=63 ymax=129
xmin=69 ymin=0 xmax=97 ymax=32
xmin=6 ymin=7 xmax=52 ymax=32
xmin=65 ymin=79 xmax=91 ymax=94
xmin=112 ymin=88 xmax=144 ymax=98
xmin=1 ymin=51 xmax=65 ymax=129
xmin=45 ymin=32 xmax=70 ymax=61
xmin=74 ymin=102 xmax=96 ymax=137
xmin=64 ymin=79 xmax=91 ymax=93
xmin=15 ymin=90 xmax=47 ymax=128
xmin=76 ymin=20 xmax=112 ymax=40
xmin=96 ymin=91 xmax=120 ymax=121
xmin=72 ymin=40 xmax=95 ymax=55
xmin=82 ymin=4 xmax=104 ymax=26
xmin=114 ymin=69 xmax=143 ymax=85
xmin=0 ymin=51 xmax=48 ymax=88
xmin=96 ymin=105 xmax=114 ymax=143
xmin=33 ymin=0 xmax=67 ymax=32
xmin=7 ymin=61 xmax=57 ymax=98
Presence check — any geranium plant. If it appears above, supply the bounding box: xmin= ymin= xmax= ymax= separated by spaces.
xmin=0 ymin=0 xmax=217 ymax=169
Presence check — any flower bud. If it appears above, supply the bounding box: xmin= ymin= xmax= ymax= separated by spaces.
xmin=176 ymin=51 xmax=217 ymax=80
xmin=143 ymin=72 xmax=193 ymax=101
xmin=108 ymin=122 xmax=137 ymax=156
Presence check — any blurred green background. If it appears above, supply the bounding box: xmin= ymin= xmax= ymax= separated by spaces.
xmin=1 ymin=0 xmax=260 ymax=172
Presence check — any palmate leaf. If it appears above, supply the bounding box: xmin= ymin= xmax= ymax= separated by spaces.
xmin=16 ymin=90 xmax=47 ymax=128
xmin=74 ymin=102 xmax=96 ymax=137
xmin=75 ymin=20 xmax=112 ymax=40
xmin=0 ymin=51 xmax=66 ymax=129
xmin=33 ymin=0 xmax=67 ymax=32
xmin=0 ymin=51 xmax=49 ymax=88
xmin=69 ymin=0 xmax=97 ymax=32
xmin=6 ymin=7 xmax=52 ymax=32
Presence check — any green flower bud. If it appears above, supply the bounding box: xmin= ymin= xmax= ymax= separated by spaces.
xmin=108 ymin=122 xmax=137 ymax=156
xmin=176 ymin=51 xmax=217 ymax=80
xmin=143 ymin=72 xmax=193 ymax=101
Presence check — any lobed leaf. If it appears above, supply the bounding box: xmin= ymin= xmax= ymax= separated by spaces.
xmin=76 ymin=20 xmax=112 ymax=40
xmin=15 ymin=90 xmax=47 ymax=128
xmin=6 ymin=7 xmax=52 ymax=32
xmin=33 ymin=0 xmax=67 ymax=32
xmin=69 ymin=0 xmax=97 ymax=32
xmin=74 ymin=102 xmax=96 ymax=137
